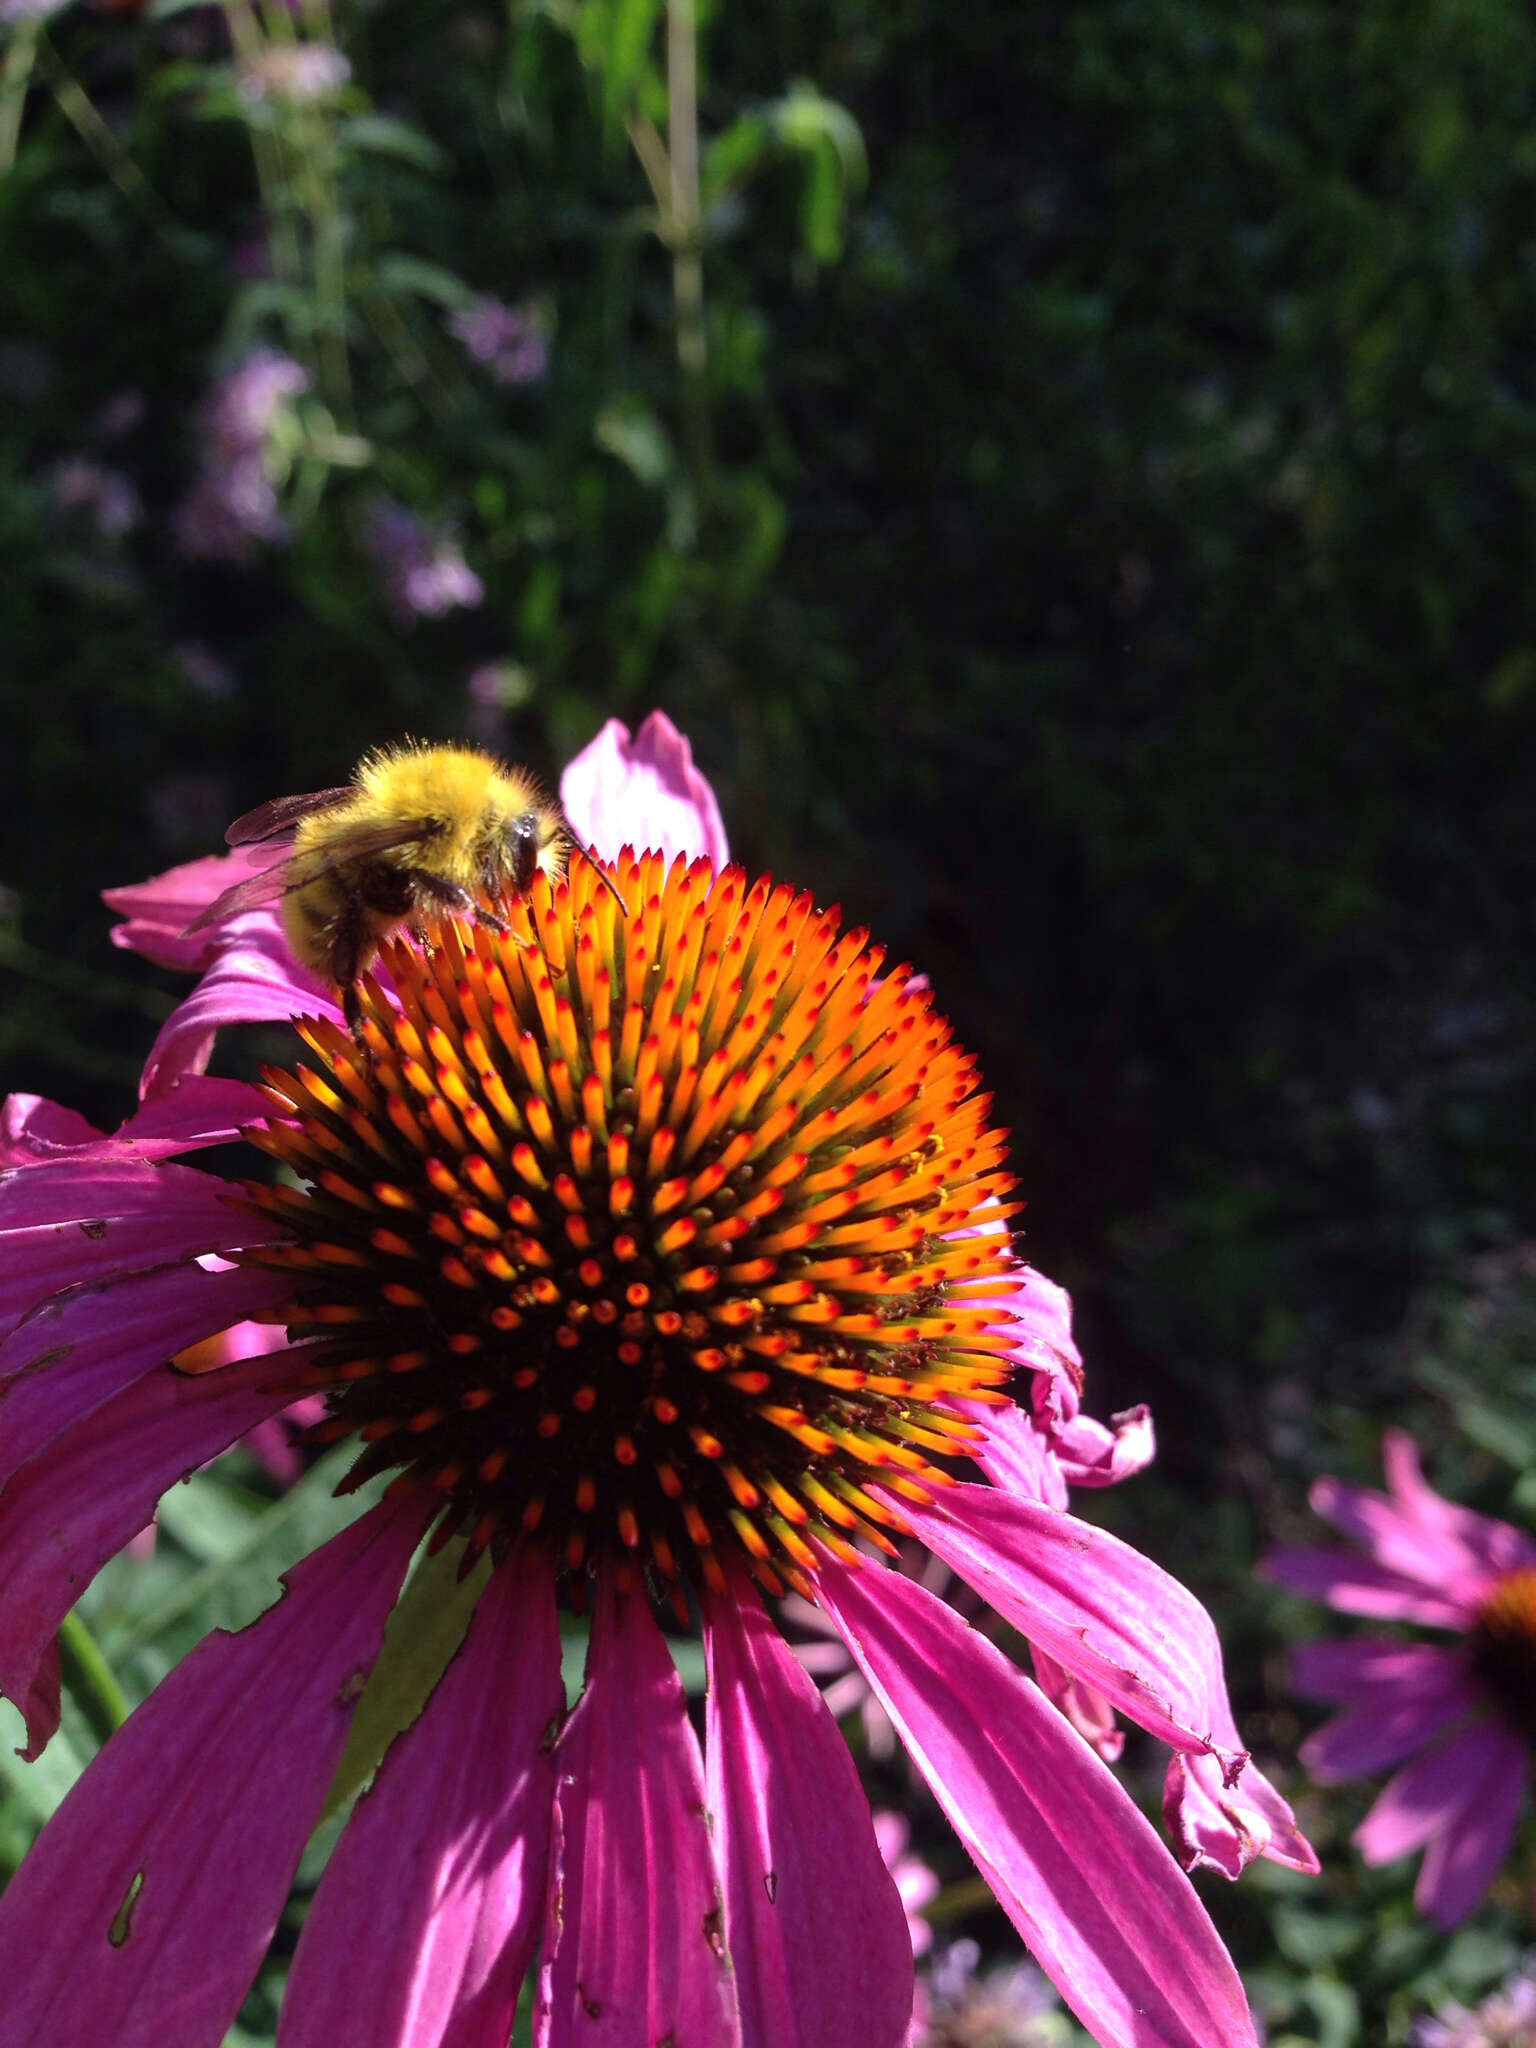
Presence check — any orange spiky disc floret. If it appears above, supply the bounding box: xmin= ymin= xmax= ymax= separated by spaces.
xmin=236 ymin=851 xmax=1021 ymax=1600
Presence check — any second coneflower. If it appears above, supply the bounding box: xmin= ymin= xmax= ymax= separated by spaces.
xmin=0 ymin=715 xmax=1311 ymax=2048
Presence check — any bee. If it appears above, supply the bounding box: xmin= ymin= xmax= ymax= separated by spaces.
xmin=186 ymin=741 xmax=626 ymax=1035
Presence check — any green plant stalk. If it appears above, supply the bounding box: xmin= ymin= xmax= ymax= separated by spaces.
xmin=58 ymin=1610 xmax=130 ymax=1750
xmin=222 ymin=0 xmax=307 ymax=320
xmin=0 ymin=22 xmax=39 ymax=179
xmin=666 ymin=0 xmax=711 ymax=515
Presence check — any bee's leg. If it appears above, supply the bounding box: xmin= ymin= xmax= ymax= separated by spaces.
xmin=343 ymin=982 xmax=366 ymax=1046
xmin=329 ymin=905 xmax=371 ymax=1050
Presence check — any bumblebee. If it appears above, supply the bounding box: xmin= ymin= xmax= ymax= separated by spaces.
xmin=187 ymin=742 xmax=624 ymax=1033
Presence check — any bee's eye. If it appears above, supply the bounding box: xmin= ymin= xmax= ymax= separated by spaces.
xmin=507 ymin=812 xmax=542 ymax=893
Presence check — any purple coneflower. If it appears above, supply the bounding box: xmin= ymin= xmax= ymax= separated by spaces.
xmin=0 ymin=714 xmax=1310 ymax=2047
xmin=1267 ymin=1426 xmax=1536 ymax=1927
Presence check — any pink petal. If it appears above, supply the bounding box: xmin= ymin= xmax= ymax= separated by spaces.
xmin=812 ymin=1556 xmax=1261 ymax=2048
xmin=0 ymin=1348 xmax=298 ymax=1756
xmin=1296 ymin=1647 xmax=1472 ymax=1781
xmin=1263 ymin=1544 xmax=1474 ymax=1627
xmin=103 ymin=849 xmax=285 ymax=971
xmin=138 ymin=912 xmax=341 ymax=1098
xmin=704 ymin=1560 xmax=912 ymax=2048
xmin=1052 ymin=1404 xmax=1155 ymax=1489
xmin=536 ymin=1569 xmax=739 ymax=2048
xmin=1289 ymin=1636 xmax=1456 ymax=1703
xmin=279 ymin=1555 xmax=564 ymax=2048
xmin=0 ymin=1156 xmax=281 ymax=1340
xmin=1305 ymin=1471 xmax=1512 ymax=1605
xmin=964 ymin=1401 xmax=1069 ymax=1508
xmin=901 ymin=1484 xmax=1316 ymax=1875
xmin=559 ymin=712 xmax=729 ymax=869
xmin=1381 ymin=1429 xmax=1536 ymax=1582
xmin=1031 ymin=1646 xmax=1124 ymax=1763
xmin=0 ymin=1259 xmax=290 ymax=1482
xmin=1356 ymin=1720 xmax=1526 ymax=1860
xmin=1413 ymin=1725 xmax=1527 ymax=1929
xmin=0 ymin=1490 xmax=431 ymax=2047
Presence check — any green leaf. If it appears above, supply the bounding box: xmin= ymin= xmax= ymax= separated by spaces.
xmin=336 ymin=116 xmax=448 ymax=177
xmin=373 ymin=253 xmax=478 ymax=311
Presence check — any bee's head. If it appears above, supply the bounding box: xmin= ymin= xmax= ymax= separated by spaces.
xmin=502 ymin=804 xmax=564 ymax=896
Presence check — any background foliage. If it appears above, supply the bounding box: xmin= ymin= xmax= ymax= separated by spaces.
xmin=4 ymin=0 xmax=1536 ymax=2039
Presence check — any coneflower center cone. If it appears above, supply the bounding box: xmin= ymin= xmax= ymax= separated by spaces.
xmin=235 ymin=851 xmax=1019 ymax=1600
xmin=1471 ymin=1567 xmax=1536 ymax=1743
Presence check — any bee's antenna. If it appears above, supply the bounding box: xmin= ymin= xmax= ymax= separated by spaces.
xmin=573 ymin=842 xmax=631 ymax=917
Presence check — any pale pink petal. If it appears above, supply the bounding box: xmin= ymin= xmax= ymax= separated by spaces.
xmin=0 ymin=1155 xmax=282 ymax=1340
xmin=1263 ymin=1545 xmax=1473 ymax=1628
xmin=536 ymin=1570 xmax=739 ymax=2048
xmin=1380 ymin=1429 xmax=1536 ymax=1582
xmin=1289 ymin=1637 xmax=1456 ymax=1703
xmin=0 ymin=1349 xmax=297 ymax=1756
xmin=902 ymin=1484 xmax=1316 ymax=1875
xmin=559 ymin=712 xmax=729 ymax=868
xmin=0 ymin=1259 xmax=290 ymax=1482
xmin=1357 ymin=1721 xmax=1524 ymax=1871
xmin=103 ymin=849 xmax=285 ymax=970
xmin=0 ymin=1490 xmax=431 ymax=2046
xmin=279 ymin=1555 xmax=564 ymax=2048
xmin=138 ymin=912 xmax=341 ymax=1098
xmin=1413 ymin=1725 xmax=1527 ymax=1929
xmin=812 ymin=1556 xmax=1261 ymax=2048
xmin=704 ymin=1562 xmax=911 ymax=2048
xmin=1052 ymin=1405 xmax=1155 ymax=1489
xmin=1030 ymin=1647 xmax=1124 ymax=1763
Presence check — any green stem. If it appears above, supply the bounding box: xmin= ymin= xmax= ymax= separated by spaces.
xmin=666 ymin=0 xmax=710 ymax=517
xmin=58 ymin=1611 xmax=130 ymax=1749
xmin=0 ymin=22 xmax=39 ymax=179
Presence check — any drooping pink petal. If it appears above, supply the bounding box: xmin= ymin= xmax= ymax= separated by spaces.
xmin=0 ymin=1348 xmax=299 ymax=1756
xmin=1296 ymin=1646 xmax=1473 ymax=1781
xmin=963 ymin=1401 xmax=1068 ymax=1508
xmin=1356 ymin=1720 xmax=1522 ymax=1869
xmin=0 ymin=1490 xmax=431 ymax=2047
xmin=1412 ymin=1724 xmax=1527 ymax=1929
xmin=536 ymin=1569 xmax=739 ymax=2048
xmin=1380 ymin=1429 xmax=1536 ymax=1582
xmin=813 ymin=1555 xmax=1261 ymax=2048
xmin=0 ymin=1258 xmax=290 ymax=1482
xmin=138 ymin=913 xmax=341 ymax=1098
xmin=279 ymin=1554 xmax=564 ymax=2048
xmin=0 ymin=1155 xmax=282 ymax=1340
xmin=103 ymin=849 xmax=285 ymax=970
xmin=560 ymin=712 xmax=729 ymax=869
xmin=1030 ymin=1646 xmax=1124 ymax=1763
xmin=1052 ymin=1404 xmax=1155 ymax=1489
xmin=1263 ymin=1544 xmax=1474 ymax=1628
xmin=901 ymin=1484 xmax=1316 ymax=1875
xmin=703 ymin=1561 xmax=912 ymax=2048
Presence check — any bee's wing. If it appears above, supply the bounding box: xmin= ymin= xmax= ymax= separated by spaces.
xmin=225 ymin=787 xmax=355 ymax=847
xmin=182 ymin=816 xmax=443 ymax=937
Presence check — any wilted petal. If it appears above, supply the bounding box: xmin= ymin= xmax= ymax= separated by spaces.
xmin=0 ymin=1154 xmax=281 ymax=1339
xmin=0 ymin=1491 xmax=431 ymax=2047
xmin=0 ymin=1259 xmax=289 ymax=1481
xmin=560 ymin=712 xmax=728 ymax=868
xmin=138 ymin=913 xmax=341 ymax=1097
xmin=537 ymin=1570 xmax=739 ymax=2048
xmin=965 ymin=1402 xmax=1068 ymax=1508
xmin=813 ymin=1556 xmax=1260 ymax=2048
xmin=0 ymin=1349 xmax=296 ymax=1755
xmin=1053 ymin=1404 xmax=1155 ymax=1489
xmin=280 ymin=1555 xmax=564 ymax=2048
xmin=1263 ymin=1544 xmax=1473 ymax=1628
xmin=704 ymin=1561 xmax=911 ymax=2048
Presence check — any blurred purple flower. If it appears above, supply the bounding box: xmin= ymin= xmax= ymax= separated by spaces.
xmin=918 ymin=1940 xmax=1065 ymax=2047
xmin=49 ymin=457 xmax=140 ymax=539
xmin=1410 ymin=1955 xmax=1536 ymax=2047
xmin=0 ymin=0 xmax=71 ymax=21
xmin=364 ymin=498 xmax=483 ymax=624
xmin=235 ymin=43 xmax=350 ymax=105
xmin=447 ymin=296 xmax=548 ymax=387
xmin=174 ymin=349 xmax=307 ymax=565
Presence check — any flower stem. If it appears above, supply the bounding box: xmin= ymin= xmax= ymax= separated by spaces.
xmin=666 ymin=0 xmax=710 ymax=518
xmin=58 ymin=1611 xmax=130 ymax=1749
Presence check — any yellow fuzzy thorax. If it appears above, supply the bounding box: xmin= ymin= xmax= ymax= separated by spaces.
xmin=304 ymin=742 xmax=546 ymax=885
